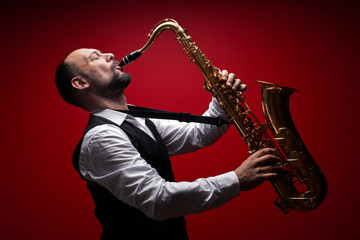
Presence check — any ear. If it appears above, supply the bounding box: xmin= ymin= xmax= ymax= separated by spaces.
xmin=71 ymin=76 xmax=89 ymax=90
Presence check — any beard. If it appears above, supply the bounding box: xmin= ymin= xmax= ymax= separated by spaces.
xmin=107 ymin=71 xmax=132 ymax=91
xmin=92 ymin=71 xmax=132 ymax=98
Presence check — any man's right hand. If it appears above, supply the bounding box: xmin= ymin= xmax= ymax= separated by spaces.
xmin=234 ymin=148 xmax=282 ymax=191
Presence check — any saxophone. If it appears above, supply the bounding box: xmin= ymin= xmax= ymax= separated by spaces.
xmin=119 ymin=19 xmax=327 ymax=214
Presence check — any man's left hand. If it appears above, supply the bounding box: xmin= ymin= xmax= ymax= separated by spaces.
xmin=204 ymin=69 xmax=247 ymax=93
xmin=220 ymin=69 xmax=247 ymax=92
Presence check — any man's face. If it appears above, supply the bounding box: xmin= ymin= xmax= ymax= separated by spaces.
xmin=66 ymin=48 xmax=132 ymax=95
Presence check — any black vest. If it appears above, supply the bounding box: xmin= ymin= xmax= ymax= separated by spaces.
xmin=73 ymin=115 xmax=188 ymax=240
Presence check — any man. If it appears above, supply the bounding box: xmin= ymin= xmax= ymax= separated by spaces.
xmin=55 ymin=48 xmax=281 ymax=239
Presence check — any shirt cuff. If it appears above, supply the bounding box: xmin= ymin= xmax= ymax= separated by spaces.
xmin=215 ymin=171 xmax=241 ymax=204
xmin=209 ymin=97 xmax=230 ymax=121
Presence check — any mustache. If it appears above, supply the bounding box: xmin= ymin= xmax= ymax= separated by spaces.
xmin=112 ymin=60 xmax=121 ymax=68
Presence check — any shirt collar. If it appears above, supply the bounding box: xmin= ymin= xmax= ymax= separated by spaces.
xmin=91 ymin=108 xmax=128 ymax=126
xmin=91 ymin=108 xmax=155 ymax=140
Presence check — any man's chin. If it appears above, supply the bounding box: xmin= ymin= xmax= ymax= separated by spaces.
xmin=108 ymin=75 xmax=132 ymax=91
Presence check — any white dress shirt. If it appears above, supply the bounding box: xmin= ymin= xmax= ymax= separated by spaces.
xmin=79 ymin=98 xmax=240 ymax=220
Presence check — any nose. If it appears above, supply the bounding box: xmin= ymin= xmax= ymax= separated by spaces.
xmin=104 ymin=53 xmax=114 ymax=62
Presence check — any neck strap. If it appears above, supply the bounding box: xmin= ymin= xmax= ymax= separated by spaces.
xmin=118 ymin=105 xmax=230 ymax=127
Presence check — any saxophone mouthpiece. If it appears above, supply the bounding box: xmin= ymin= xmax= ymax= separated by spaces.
xmin=119 ymin=50 xmax=142 ymax=67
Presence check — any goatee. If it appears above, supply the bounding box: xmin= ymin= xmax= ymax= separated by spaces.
xmin=92 ymin=71 xmax=132 ymax=99
xmin=108 ymin=72 xmax=132 ymax=91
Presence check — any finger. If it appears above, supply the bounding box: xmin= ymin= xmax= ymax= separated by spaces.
xmin=231 ymin=78 xmax=242 ymax=90
xmin=252 ymin=148 xmax=276 ymax=158
xmin=257 ymin=165 xmax=283 ymax=174
xmin=239 ymin=83 xmax=247 ymax=92
xmin=261 ymin=172 xmax=279 ymax=181
xmin=226 ymin=73 xmax=236 ymax=87
xmin=256 ymin=154 xmax=280 ymax=166
xmin=221 ymin=70 xmax=229 ymax=81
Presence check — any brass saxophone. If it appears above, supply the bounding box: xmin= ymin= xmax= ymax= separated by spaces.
xmin=119 ymin=19 xmax=327 ymax=214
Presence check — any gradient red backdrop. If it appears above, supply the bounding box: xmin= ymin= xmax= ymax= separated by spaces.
xmin=1 ymin=0 xmax=359 ymax=239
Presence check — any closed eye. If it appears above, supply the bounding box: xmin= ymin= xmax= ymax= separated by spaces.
xmin=89 ymin=50 xmax=102 ymax=61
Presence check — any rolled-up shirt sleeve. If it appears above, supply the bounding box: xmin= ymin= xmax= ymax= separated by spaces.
xmin=153 ymin=97 xmax=231 ymax=155
xmin=79 ymin=123 xmax=240 ymax=221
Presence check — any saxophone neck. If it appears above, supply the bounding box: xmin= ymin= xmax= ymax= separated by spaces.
xmin=139 ymin=18 xmax=184 ymax=53
xmin=119 ymin=19 xmax=184 ymax=67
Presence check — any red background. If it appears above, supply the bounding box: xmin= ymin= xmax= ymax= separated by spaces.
xmin=1 ymin=0 xmax=359 ymax=239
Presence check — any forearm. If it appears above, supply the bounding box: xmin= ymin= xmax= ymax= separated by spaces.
xmin=85 ymin=164 xmax=239 ymax=221
xmin=153 ymin=97 xmax=231 ymax=155
xmin=150 ymin=171 xmax=240 ymax=220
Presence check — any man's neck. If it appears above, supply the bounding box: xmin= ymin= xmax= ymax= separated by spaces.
xmin=87 ymin=92 xmax=129 ymax=111
xmin=103 ymin=100 xmax=129 ymax=110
